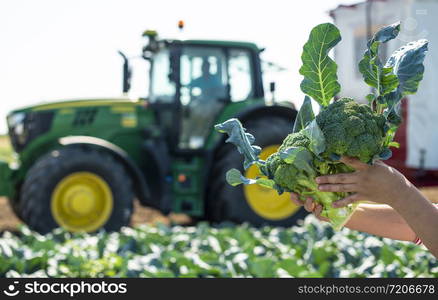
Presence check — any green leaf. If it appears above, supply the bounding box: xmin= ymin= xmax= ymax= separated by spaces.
xmin=279 ymin=147 xmax=314 ymax=176
xmin=225 ymin=168 xmax=246 ymax=186
xmin=249 ymin=257 xmax=276 ymax=277
xmin=293 ymin=96 xmax=315 ymax=133
xmin=383 ymin=39 xmax=428 ymax=122
xmin=302 ymin=119 xmax=326 ymax=156
xmin=378 ymin=148 xmax=392 ymax=160
xmin=365 ymin=93 xmax=376 ymax=105
xmin=225 ymin=168 xmax=276 ymax=189
xmin=386 ymin=39 xmax=429 ymax=96
xmin=277 ymin=259 xmax=306 ymax=276
xmin=299 ymin=23 xmax=341 ymax=107
xmin=215 ymin=118 xmax=263 ymax=169
xmin=359 ymin=22 xmax=400 ymax=100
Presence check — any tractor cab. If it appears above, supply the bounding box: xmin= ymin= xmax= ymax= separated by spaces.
xmin=135 ymin=31 xmax=264 ymax=151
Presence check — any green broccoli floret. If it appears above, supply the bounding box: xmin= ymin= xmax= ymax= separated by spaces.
xmin=316 ymin=97 xmax=386 ymax=162
xmin=265 ymin=131 xmax=310 ymax=177
xmin=265 ymin=132 xmax=316 ymax=192
xmin=278 ymin=131 xmax=310 ymax=151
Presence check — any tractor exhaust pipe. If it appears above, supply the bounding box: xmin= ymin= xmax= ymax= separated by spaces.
xmin=118 ymin=51 xmax=131 ymax=94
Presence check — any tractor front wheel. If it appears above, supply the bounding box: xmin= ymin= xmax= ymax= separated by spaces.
xmin=19 ymin=147 xmax=134 ymax=234
xmin=208 ymin=116 xmax=308 ymax=227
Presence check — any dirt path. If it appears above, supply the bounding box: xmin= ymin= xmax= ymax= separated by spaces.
xmin=0 ymin=197 xmax=192 ymax=232
xmin=1 ymin=187 xmax=437 ymax=231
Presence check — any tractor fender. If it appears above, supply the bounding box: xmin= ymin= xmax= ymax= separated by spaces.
xmin=58 ymin=136 xmax=151 ymax=202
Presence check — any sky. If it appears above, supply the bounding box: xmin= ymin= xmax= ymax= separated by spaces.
xmin=0 ymin=0 xmax=359 ymax=133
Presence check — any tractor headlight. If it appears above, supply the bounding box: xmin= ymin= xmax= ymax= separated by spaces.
xmin=7 ymin=112 xmax=26 ymax=130
xmin=7 ymin=112 xmax=27 ymax=140
xmin=7 ymin=111 xmax=54 ymax=152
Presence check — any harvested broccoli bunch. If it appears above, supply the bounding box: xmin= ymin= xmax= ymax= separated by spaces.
xmin=316 ymin=98 xmax=386 ymax=163
xmin=215 ymin=22 xmax=428 ymax=230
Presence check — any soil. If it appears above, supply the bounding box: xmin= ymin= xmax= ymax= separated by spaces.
xmin=0 ymin=197 xmax=193 ymax=232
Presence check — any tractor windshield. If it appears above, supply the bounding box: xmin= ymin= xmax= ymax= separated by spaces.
xmin=179 ymin=46 xmax=255 ymax=149
xmin=148 ymin=44 xmax=256 ymax=150
xmin=180 ymin=47 xmax=228 ymax=104
xmin=149 ymin=49 xmax=176 ymax=102
xmin=179 ymin=46 xmax=229 ymax=149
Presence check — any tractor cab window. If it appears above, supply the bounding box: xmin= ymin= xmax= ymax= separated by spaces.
xmin=228 ymin=49 xmax=253 ymax=102
xmin=179 ymin=47 xmax=228 ymax=149
xmin=180 ymin=47 xmax=228 ymax=104
xmin=149 ymin=50 xmax=176 ymax=102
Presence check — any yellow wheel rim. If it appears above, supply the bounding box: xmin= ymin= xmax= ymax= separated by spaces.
xmin=243 ymin=145 xmax=300 ymax=220
xmin=51 ymin=172 xmax=113 ymax=232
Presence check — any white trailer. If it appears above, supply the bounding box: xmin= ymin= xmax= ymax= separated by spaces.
xmin=330 ymin=0 xmax=438 ymax=185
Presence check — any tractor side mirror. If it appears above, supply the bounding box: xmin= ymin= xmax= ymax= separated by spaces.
xmin=118 ymin=51 xmax=132 ymax=94
xmin=270 ymin=81 xmax=276 ymax=93
xmin=270 ymin=81 xmax=276 ymax=102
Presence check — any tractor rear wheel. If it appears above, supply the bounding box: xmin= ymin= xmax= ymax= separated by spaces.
xmin=208 ymin=116 xmax=308 ymax=227
xmin=19 ymin=147 xmax=134 ymax=234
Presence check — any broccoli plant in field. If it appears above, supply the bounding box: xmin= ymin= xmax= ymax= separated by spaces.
xmin=215 ymin=22 xmax=429 ymax=229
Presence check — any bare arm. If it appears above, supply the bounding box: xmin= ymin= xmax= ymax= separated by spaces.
xmin=390 ymin=184 xmax=438 ymax=257
xmin=344 ymin=203 xmax=416 ymax=242
xmin=292 ymin=196 xmax=417 ymax=241
xmin=315 ymin=157 xmax=438 ymax=258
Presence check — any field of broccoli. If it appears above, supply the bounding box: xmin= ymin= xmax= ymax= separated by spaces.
xmin=0 ymin=134 xmax=437 ymax=278
xmin=1 ymin=216 xmax=437 ymax=278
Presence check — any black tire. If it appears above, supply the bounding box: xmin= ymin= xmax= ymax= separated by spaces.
xmin=207 ymin=116 xmax=308 ymax=227
xmin=19 ymin=146 xmax=134 ymax=234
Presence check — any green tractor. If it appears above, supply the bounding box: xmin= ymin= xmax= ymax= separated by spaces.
xmin=0 ymin=30 xmax=306 ymax=233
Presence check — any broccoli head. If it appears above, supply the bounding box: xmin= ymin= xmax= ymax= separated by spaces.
xmin=316 ymin=97 xmax=386 ymax=162
xmin=265 ymin=131 xmax=310 ymax=179
xmin=264 ymin=131 xmax=316 ymax=192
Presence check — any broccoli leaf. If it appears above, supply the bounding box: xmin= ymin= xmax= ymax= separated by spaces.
xmin=378 ymin=148 xmax=393 ymax=160
xmin=299 ymin=23 xmax=341 ymax=107
xmin=279 ymin=147 xmax=315 ymax=176
xmin=225 ymin=168 xmax=245 ymax=186
xmin=225 ymin=168 xmax=276 ymax=189
xmin=365 ymin=93 xmax=376 ymax=105
xmin=215 ymin=118 xmax=264 ymax=169
xmin=302 ymin=119 xmax=326 ymax=156
xmin=293 ymin=96 xmax=315 ymax=133
xmin=359 ymin=22 xmax=400 ymax=100
xmin=386 ymin=39 xmax=428 ymax=96
xmin=383 ymin=39 xmax=428 ymax=123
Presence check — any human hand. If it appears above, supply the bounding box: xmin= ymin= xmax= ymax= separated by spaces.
xmin=316 ymin=156 xmax=411 ymax=208
xmin=290 ymin=193 xmax=329 ymax=222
